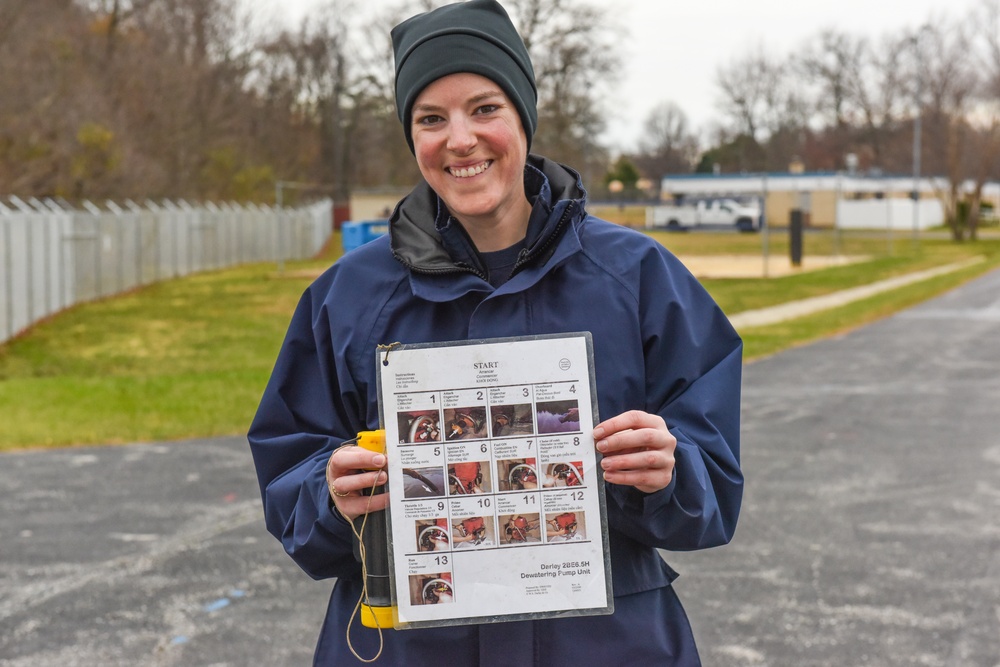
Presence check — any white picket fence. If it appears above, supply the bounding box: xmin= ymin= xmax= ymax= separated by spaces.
xmin=0 ymin=197 xmax=333 ymax=344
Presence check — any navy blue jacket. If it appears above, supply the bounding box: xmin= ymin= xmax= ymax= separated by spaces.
xmin=248 ymin=156 xmax=743 ymax=665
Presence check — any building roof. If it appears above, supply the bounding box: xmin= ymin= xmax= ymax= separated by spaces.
xmin=660 ymin=171 xmax=947 ymax=195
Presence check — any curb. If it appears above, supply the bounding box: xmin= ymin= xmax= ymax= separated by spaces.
xmin=728 ymin=257 xmax=986 ymax=329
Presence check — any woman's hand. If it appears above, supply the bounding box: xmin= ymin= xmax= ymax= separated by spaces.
xmin=594 ymin=410 xmax=676 ymax=494
xmin=326 ymin=446 xmax=389 ymax=520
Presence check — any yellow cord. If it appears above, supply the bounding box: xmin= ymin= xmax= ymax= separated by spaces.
xmin=343 ymin=459 xmax=386 ymax=663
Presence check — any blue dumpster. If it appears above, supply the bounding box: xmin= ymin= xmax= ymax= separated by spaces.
xmin=341 ymin=219 xmax=389 ymax=253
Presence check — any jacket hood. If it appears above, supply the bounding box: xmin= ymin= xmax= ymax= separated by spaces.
xmin=389 ymin=154 xmax=587 ymax=276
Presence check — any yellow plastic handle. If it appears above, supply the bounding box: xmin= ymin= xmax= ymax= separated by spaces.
xmin=356 ymin=430 xmax=386 ymax=465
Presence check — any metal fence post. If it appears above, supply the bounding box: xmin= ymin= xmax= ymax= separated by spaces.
xmin=223 ymin=202 xmax=240 ymax=265
xmin=125 ymin=199 xmax=146 ymax=287
xmin=144 ymin=199 xmax=166 ymax=281
xmin=9 ymin=196 xmax=36 ymax=326
xmin=43 ymin=198 xmax=73 ymax=313
xmin=81 ymin=200 xmax=104 ymax=298
xmin=44 ymin=199 xmax=70 ymax=313
xmin=105 ymin=200 xmax=127 ymax=293
xmin=1 ymin=200 xmax=12 ymax=343
xmin=28 ymin=198 xmax=53 ymax=319
xmin=161 ymin=200 xmax=182 ymax=278
xmin=206 ymin=201 xmax=222 ymax=270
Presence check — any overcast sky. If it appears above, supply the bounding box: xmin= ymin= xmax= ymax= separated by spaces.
xmin=248 ymin=0 xmax=983 ymax=151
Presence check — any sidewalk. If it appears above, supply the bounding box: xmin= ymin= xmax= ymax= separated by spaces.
xmin=727 ymin=256 xmax=985 ymax=329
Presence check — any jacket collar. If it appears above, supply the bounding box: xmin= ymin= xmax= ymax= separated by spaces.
xmin=389 ymin=154 xmax=588 ymax=281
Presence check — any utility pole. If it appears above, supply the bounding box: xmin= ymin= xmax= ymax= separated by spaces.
xmin=911 ymin=26 xmax=929 ymax=253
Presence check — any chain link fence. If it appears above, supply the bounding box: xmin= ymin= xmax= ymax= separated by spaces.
xmin=0 ymin=197 xmax=333 ymax=345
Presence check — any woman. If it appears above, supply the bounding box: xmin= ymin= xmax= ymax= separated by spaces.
xmin=248 ymin=1 xmax=743 ymax=664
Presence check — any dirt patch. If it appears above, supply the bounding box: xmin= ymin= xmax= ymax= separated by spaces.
xmin=676 ymin=254 xmax=869 ymax=279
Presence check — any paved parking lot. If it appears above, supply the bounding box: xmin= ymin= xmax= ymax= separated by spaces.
xmin=672 ymin=267 xmax=1000 ymax=666
xmin=2 ymin=269 xmax=998 ymax=666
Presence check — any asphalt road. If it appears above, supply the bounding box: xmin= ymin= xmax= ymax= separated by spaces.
xmin=2 ymin=268 xmax=999 ymax=666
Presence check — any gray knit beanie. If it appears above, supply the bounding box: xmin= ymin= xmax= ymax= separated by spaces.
xmin=391 ymin=0 xmax=538 ymax=154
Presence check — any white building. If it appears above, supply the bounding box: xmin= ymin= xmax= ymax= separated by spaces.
xmin=658 ymin=172 xmax=998 ymax=229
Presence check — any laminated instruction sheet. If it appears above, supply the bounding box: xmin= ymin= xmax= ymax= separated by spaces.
xmin=376 ymin=333 xmax=613 ymax=629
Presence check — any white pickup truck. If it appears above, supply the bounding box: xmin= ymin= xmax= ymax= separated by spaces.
xmin=649 ymin=198 xmax=761 ymax=232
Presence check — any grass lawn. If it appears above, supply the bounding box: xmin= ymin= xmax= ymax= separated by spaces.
xmin=1 ymin=229 xmax=999 ymax=450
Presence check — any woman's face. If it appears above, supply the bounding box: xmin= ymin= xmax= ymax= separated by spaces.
xmin=411 ymin=72 xmax=529 ymax=246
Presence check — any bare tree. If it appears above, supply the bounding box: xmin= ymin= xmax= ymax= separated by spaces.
xmin=848 ymin=31 xmax=910 ymax=170
xmin=714 ymin=44 xmax=807 ymax=171
xmin=347 ymin=1 xmax=424 ymax=188
xmin=949 ymin=0 xmax=1000 ymax=240
xmin=715 ymin=44 xmax=788 ymax=143
xmin=790 ymin=28 xmax=915 ymax=172
xmin=798 ymin=29 xmax=866 ymax=129
xmin=633 ymin=101 xmax=699 ymax=178
xmin=505 ymin=0 xmax=621 ymax=183
xmin=0 ymin=0 xmax=39 ymax=49
xmin=0 ymin=0 xmax=99 ymax=197
xmin=338 ymin=0 xmax=624 ymax=187
xmin=914 ymin=19 xmax=980 ymax=239
xmin=0 ymin=0 xmax=625 ymax=204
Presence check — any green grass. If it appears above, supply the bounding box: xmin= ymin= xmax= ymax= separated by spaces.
xmin=1 ymin=230 xmax=998 ymax=450
xmin=0 ymin=239 xmax=341 ymax=450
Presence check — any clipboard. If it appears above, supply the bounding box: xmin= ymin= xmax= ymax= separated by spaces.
xmin=375 ymin=333 xmax=614 ymax=629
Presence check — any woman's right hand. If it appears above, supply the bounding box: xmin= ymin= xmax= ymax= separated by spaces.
xmin=326 ymin=446 xmax=389 ymax=520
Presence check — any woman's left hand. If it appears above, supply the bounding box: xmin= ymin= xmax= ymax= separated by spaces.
xmin=594 ymin=410 xmax=676 ymax=494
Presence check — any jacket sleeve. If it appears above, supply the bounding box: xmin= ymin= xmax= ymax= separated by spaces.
xmin=606 ymin=247 xmax=743 ymax=552
xmin=247 ymin=280 xmax=368 ymax=581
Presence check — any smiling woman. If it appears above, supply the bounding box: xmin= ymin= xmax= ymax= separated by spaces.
xmin=247 ymin=1 xmax=744 ymax=665
xmin=411 ymin=74 xmax=531 ymax=251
